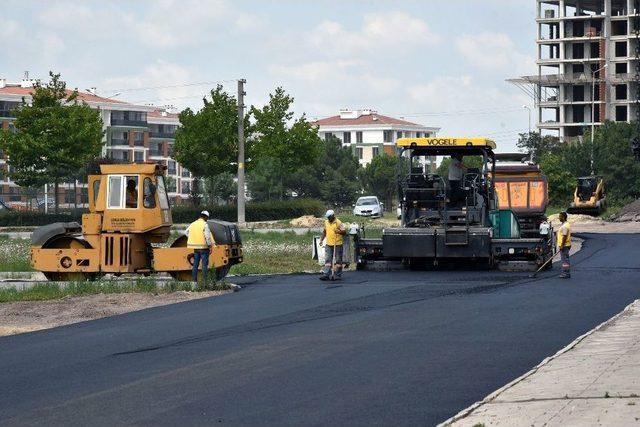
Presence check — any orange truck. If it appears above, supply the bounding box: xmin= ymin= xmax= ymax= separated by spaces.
xmin=493 ymin=154 xmax=549 ymax=238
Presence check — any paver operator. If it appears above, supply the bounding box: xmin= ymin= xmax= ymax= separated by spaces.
xmin=185 ymin=210 xmax=214 ymax=286
xmin=319 ymin=209 xmax=347 ymax=281
xmin=557 ymin=211 xmax=571 ymax=279
xmin=448 ymin=153 xmax=468 ymax=203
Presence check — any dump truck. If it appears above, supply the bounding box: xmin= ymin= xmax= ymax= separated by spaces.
xmin=353 ymin=137 xmax=553 ymax=271
xmin=568 ymin=175 xmax=606 ymax=216
xmin=30 ymin=162 xmax=242 ymax=281
xmin=492 ymin=153 xmax=554 ymax=269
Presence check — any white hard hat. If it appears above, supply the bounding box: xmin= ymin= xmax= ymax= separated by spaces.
xmin=200 ymin=210 xmax=210 ymax=217
xmin=325 ymin=209 xmax=335 ymax=218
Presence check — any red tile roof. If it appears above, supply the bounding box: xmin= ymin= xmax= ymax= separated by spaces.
xmin=313 ymin=113 xmax=422 ymax=127
xmin=148 ymin=110 xmax=179 ymax=119
xmin=0 ymin=86 xmax=127 ymax=105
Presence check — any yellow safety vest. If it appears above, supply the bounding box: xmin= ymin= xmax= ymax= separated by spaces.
xmin=187 ymin=219 xmax=209 ymax=249
xmin=325 ymin=219 xmax=344 ymax=246
xmin=557 ymin=222 xmax=572 ymax=248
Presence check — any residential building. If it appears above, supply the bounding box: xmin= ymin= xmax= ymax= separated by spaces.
xmin=0 ymin=75 xmax=190 ymax=208
xmin=511 ymin=0 xmax=639 ymax=142
xmin=313 ymin=109 xmax=440 ymax=166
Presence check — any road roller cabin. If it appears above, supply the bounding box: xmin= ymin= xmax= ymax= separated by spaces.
xmin=30 ymin=162 xmax=243 ymax=281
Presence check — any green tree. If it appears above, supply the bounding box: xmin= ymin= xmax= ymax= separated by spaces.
xmin=360 ymin=154 xmax=402 ymax=209
xmin=247 ymin=157 xmax=285 ymax=202
xmin=517 ymin=132 xmax=562 ymax=162
xmin=436 ymin=156 xmax=484 ymax=178
xmin=248 ymin=87 xmax=322 ymax=199
xmin=536 ymin=122 xmax=640 ymax=206
xmin=204 ymin=172 xmax=237 ymax=205
xmin=283 ymin=135 xmax=361 ymax=206
xmin=174 ymin=85 xmax=239 ymax=206
xmin=0 ymin=72 xmax=104 ymax=213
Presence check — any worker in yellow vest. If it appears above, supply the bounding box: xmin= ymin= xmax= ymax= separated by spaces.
xmin=557 ymin=211 xmax=571 ymax=279
xmin=185 ymin=210 xmax=214 ymax=286
xmin=319 ymin=210 xmax=347 ymax=281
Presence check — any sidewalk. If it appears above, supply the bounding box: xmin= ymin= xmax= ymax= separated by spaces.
xmin=444 ymin=300 xmax=640 ymax=426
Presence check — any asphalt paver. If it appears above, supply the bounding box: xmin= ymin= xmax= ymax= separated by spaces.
xmin=1 ymin=233 xmax=639 ymax=426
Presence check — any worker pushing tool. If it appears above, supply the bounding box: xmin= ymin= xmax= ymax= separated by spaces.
xmin=319 ymin=210 xmax=347 ymax=281
xmin=557 ymin=211 xmax=571 ymax=279
xmin=185 ymin=210 xmax=214 ymax=286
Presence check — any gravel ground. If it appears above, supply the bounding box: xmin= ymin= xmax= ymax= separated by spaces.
xmin=0 ymin=290 xmax=230 ymax=337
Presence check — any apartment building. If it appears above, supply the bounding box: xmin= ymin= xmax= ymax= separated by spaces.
xmin=313 ymin=109 xmax=439 ymax=166
xmin=512 ymin=0 xmax=640 ymax=142
xmin=0 ymin=76 xmax=191 ymax=208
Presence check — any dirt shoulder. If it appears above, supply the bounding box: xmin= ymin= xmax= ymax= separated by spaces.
xmin=0 ymin=289 xmax=230 ymax=337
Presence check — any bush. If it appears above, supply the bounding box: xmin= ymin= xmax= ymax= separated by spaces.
xmin=171 ymin=199 xmax=325 ymax=223
xmin=0 ymin=211 xmax=83 ymax=227
xmin=0 ymin=199 xmax=325 ymax=227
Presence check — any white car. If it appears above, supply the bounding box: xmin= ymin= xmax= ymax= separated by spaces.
xmin=353 ymin=196 xmax=383 ymax=218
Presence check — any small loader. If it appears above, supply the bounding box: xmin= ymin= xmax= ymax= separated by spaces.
xmin=30 ymin=162 xmax=242 ymax=281
xmin=567 ymin=175 xmax=606 ymax=216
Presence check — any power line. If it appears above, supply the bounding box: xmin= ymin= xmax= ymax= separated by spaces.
xmin=106 ymin=79 xmax=238 ymax=94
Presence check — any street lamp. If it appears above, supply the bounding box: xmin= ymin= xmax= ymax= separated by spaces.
xmin=582 ymin=61 xmax=608 ymax=175
xmin=522 ymin=105 xmax=532 ymax=133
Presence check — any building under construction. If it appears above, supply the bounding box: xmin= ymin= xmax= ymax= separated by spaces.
xmin=510 ymin=0 xmax=640 ymax=142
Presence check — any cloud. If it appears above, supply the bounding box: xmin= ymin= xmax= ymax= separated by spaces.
xmin=36 ymin=0 xmax=263 ymax=49
xmin=310 ymin=11 xmax=440 ymax=57
xmin=102 ymin=61 xmax=195 ymax=107
xmin=455 ymin=32 xmax=534 ymax=74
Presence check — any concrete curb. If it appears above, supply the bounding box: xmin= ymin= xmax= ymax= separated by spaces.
xmin=438 ymin=299 xmax=639 ymax=426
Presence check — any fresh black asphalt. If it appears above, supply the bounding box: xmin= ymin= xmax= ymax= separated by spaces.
xmin=1 ymin=233 xmax=639 ymax=426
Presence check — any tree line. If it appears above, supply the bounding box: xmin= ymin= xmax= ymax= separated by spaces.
xmin=517 ymin=122 xmax=640 ymax=208
xmin=0 ymin=73 xmax=403 ymax=212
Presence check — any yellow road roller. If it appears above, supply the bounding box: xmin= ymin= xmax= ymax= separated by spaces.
xmin=30 ymin=162 xmax=242 ymax=281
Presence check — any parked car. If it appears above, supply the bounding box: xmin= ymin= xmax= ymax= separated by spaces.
xmin=353 ymin=196 xmax=383 ymax=218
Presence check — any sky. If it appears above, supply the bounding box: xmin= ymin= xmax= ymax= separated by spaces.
xmin=1 ymin=0 xmax=537 ymax=151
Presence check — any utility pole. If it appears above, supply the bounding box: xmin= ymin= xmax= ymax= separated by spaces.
xmin=237 ymin=79 xmax=246 ymax=226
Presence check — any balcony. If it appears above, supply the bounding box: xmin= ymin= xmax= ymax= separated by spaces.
xmin=110 ymin=118 xmax=147 ymax=127
xmin=149 ymin=131 xmax=176 ymax=139
xmin=109 ymin=138 xmax=129 ymax=146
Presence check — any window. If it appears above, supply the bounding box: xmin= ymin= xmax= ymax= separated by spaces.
xmin=616 ymin=62 xmax=628 ymax=75
xmin=397 ymin=131 xmax=403 ymax=139
xmin=182 ymin=168 xmax=190 ymax=178
xmin=156 ymin=176 xmax=170 ymax=209
xmin=356 ymin=147 xmax=363 ymax=160
xmin=616 ymin=105 xmax=627 ymax=122
xmin=181 ymin=181 xmax=191 ymax=194
xmin=168 ymin=160 xmax=176 ymax=175
xmin=143 ymin=177 xmax=156 ymax=208
xmin=615 ymin=84 xmax=627 ymax=100
xmin=107 ymin=176 xmax=123 ymax=208
xmin=64 ymin=190 xmax=75 ymax=204
xmin=125 ymin=176 xmax=139 ymax=208
xmin=93 ymin=180 xmax=100 ymax=204
xmin=383 ymin=130 xmax=393 ymax=143
xmin=615 ymin=41 xmax=627 ymax=57
xmin=134 ymin=151 xmax=144 ymax=162
xmin=372 ymin=147 xmax=380 ymax=157
xmin=356 ymin=131 xmax=363 ymax=143
xmin=343 ymin=132 xmax=351 ymax=144
xmin=324 ymin=132 xmax=334 ymax=141
xmin=107 ymin=175 xmax=140 ymax=209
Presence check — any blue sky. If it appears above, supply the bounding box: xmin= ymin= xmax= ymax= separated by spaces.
xmin=2 ymin=0 xmax=537 ymax=151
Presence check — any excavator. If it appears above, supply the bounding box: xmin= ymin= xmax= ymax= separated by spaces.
xmin=30 ymin=162 xmax=242 ymax=281
xmin=567 ymin=176 xmax=606 ymax=216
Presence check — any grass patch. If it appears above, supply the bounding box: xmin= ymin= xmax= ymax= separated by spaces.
xmin=0 ymin=236 xmax=32 ymax=272
xmin=0 ymin=278 xmax=230 ymax=303
xmin=230 ymin=230 xmax=320 ymax=275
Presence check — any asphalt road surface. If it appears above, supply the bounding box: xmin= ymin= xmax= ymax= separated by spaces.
xmin=2 ymin=233 xmax=639 ymax=426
